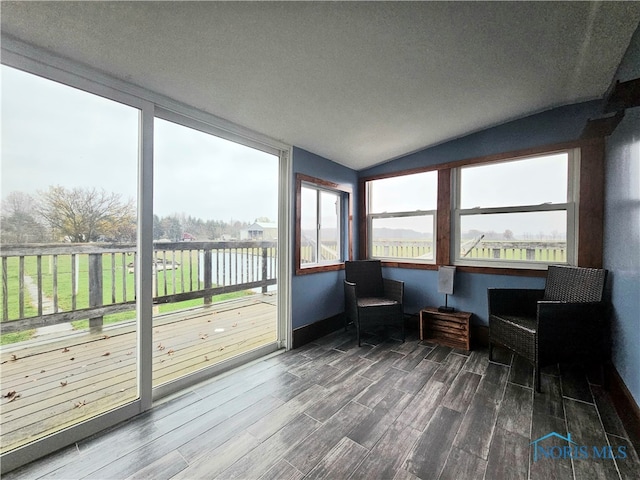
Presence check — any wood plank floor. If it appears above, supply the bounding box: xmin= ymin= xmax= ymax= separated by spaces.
xmin=3 ymin=326 xmax=639 ymax=479
xmin=0 ymin=295 xmax=277 ymax=453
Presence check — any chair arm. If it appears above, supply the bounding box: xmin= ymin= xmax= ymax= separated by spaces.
xmin=383 ymin=278 xmax=404 ymax=304
xmin=537 ymin=301 xmax=607 ymax=327
xmin=344 ymin=280 xmax=358 ymax=322
xmin=537 ymin=301 xmax=609 ymax=363
xmin=488 ymin=288 xmax=544 ymax=317
xmin=344 ymin=280 xmax=357 ymax=304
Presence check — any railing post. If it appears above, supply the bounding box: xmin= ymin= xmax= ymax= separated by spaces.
xmin=526 ymin=248 xmax=536 ymax=261
xmin=204 ymin=248 xmax=212 ymax=305
xmin=262 ymin=247 xmax=268 ymax=294
xmin=2 ymin=257 xmax=8 ymax=322
xmin=89 ymin=253 xmax=103 ymax=333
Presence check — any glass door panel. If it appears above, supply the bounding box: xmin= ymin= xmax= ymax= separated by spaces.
xmin=0 ymin=66 xmax=140 ymax=453
xmin=152 ymin=117 xmax=278 ymax=388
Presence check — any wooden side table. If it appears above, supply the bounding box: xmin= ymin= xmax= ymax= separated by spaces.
xmin=419 ymin=307 xmax=471 ymax=351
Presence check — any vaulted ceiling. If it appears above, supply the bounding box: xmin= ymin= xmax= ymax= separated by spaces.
xmin=2 ymin=2 xmax=639 ymax=170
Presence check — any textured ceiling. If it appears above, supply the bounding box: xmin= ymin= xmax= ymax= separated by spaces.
xmin=2 ymin=1 xmax=639 ymax=170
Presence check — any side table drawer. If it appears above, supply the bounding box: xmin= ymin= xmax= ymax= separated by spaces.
xmin=420 ymin=308 xmax=471 ymax=351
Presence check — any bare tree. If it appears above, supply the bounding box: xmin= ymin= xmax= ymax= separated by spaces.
xmin=0 ymin=191 xmax=46 ymax=243
xmin=36 ymin=186 xmax=135 ymax=242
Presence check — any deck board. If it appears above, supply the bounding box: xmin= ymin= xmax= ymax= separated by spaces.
xmin=0 ymin=295 xmax=277 ymax=453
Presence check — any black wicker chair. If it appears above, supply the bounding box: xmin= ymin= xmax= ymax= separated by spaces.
xmin=488 ymin=265 xmax=608 ymax=392
xmin=344 ymin=260 xmax=405 ymax=346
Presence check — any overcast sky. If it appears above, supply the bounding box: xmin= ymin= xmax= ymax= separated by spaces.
xmin=1 ymin=65 xmax=278 ymax=223
xmin=2 ymin=64 xmax=568 ymax=238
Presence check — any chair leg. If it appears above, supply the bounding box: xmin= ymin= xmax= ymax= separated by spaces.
xmin=489 ymin=343 xmax=494 ymax=361
xmin=535 ymin=367 xmax=541 ymax=393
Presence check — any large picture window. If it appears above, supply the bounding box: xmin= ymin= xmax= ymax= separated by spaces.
xmin=454 ymin=150 xmax=578 ymax=268
xmin=366 ymin=171 xmax=437 ymax=263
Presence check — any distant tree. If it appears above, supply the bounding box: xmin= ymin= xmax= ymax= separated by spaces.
xmin=36 ymin=186 xmax=135 ymax=242
xmin=503 ymin=229 xmax=514 ymax=240
xmin=0 ymin=191 xmax=46 ymax=243
xmin=159 ymin=215 xmax=182 ymax=242
xmin=153 ymin=214 xmax=163 ymax=240
xmin=204 ymin=219 xmax=224 ymax=240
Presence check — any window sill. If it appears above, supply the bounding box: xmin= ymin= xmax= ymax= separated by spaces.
xmin=379 ymin=260 xmax=549 ymax=277
xmin=295 ymin=263 xmax=345 ymax=275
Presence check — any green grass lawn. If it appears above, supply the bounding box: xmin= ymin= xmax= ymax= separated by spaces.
xmin=0 ymin=250 xmax=259 ymax=345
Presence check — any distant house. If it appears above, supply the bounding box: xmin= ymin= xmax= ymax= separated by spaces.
xmin=182 ymin=232 xmax=195 ymax=241
xmin=241 ymin=222 xmax=277 ymax=241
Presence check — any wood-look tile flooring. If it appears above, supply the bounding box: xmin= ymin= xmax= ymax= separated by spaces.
xmin=4 ymin=327 xmax=639 ymax=480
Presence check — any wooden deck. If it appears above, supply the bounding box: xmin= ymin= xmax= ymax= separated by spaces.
xmin=0 ymin=295 xmax=277 ymax=454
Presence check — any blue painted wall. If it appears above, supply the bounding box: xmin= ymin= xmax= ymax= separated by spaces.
xmin=292 ymin=98 xmax=608 ymax=327
xmin=381 ymin=267 xmax=545 ymax=323
xmin=359 ymin=100 xmax=602 ymax=325
xmin=361 ymin=100 xmax=602 ymax=178
xmin=291 ymin=147 xmax=359 ymax=329
xmin=604 ymin=24 xmax=640 ymax=407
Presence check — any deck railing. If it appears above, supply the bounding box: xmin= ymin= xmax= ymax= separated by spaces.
xmin=0 ymin=241 xmax=277 ymax=334
xmin=369 ymin=239 xmax=566 ymax=263
xmin=461 ymin=240 xmax=566 ymax=262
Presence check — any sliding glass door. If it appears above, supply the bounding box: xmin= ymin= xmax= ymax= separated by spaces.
xmin=1 ymin=44 xmax=289 ymax=472
xmin=152 ymin=115 xmax=280 ymax=391
xmin=1 ymin=65 xmax=141 ymax=453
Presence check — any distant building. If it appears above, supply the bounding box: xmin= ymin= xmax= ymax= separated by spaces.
xmin=241 ymin=222 xmax=277 ymax=241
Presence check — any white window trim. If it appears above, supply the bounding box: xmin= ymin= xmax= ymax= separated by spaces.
xmin=300 ymin=181 xmax=344 ymax=268
xmin=367 ymin=210 xmax=437 ymax=264
xmin=365 ymin=175 xmax=437 ymax=264
xmin=452 ymin=148 xmax=580 ymax=270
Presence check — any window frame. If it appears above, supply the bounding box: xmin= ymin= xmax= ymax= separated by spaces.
xmin=366 ymin=170 xmax=438 ymax=264
xmin=452 ymin=148 xmax=580 ymax=270
xmin=359 ymin=139 xmax=604 ymax=276
xmin=295 ymin=173 xmax=352 ymax=275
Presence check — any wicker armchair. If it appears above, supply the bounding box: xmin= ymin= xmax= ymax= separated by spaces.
xmin=344 ymin=260 xmax=405 ymax=346
xmin=488 ymin=265 xmax=608 ymax=392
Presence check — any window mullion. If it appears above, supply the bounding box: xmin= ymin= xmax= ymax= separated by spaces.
xmin=316 ymin=189 xmax=321 ymax=264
